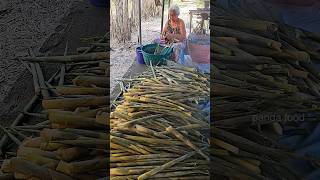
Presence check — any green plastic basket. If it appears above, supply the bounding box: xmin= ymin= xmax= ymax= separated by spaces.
xmin=141 ymin=44 xmax=173 ymax=66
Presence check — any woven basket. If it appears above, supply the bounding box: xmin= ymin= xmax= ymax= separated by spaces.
xmin=187 ymin=34 xmax=210 ymax=64
xmin=141 ymin=44 xmax=172 ymax=66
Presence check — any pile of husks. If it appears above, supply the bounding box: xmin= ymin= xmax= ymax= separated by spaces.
xmin=110 ymin=64 xmax=210 ymax=180
xmin=0 ymin=35 xmax=109 ymax=179
xmin=211 ymin=3 xmax=320 ymax=180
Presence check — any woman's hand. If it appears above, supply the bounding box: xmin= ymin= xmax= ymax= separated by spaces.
xmin=165 ymin=33 xmax=175 ymax=40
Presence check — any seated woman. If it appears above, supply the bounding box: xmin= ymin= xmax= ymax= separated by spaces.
xmin=161 ymin=4 xmax=187 ymax=62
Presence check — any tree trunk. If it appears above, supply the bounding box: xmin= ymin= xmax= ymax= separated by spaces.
xmin=111 ymin=0 xmax=161 ymax=43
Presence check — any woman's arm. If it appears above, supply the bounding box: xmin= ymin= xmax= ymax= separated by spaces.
xmin=162 ymin=21 xmax=169 ymax=36
xmin=177 ymin=20 xmax=186 ymax=41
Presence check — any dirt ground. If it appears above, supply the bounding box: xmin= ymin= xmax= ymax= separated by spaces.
xmin=0 ymin=0 xmax=72 ymax=125
xmin=0 ymin=0 xmax=107 ymax=126
xmin=110 ymin=1 xmax=202 ymax=91
xmin=0 ymin=0 xmax=73 ymax=101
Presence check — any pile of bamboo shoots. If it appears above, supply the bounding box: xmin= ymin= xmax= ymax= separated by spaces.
xmin=211 ymin=3 xmax=320 ymax=179
xmin=0 ymin=34 xmax=109 ymax=179
xmin=110 ymin=64 xmax=210 ymax=180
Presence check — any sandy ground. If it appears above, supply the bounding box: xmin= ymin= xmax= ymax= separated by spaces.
xmin=0 ymin=0 xmax=107 ymax=149
xmin=0 ymin=0 xmax=107 ymax=125
xmin=0 ymin=0 xmax=73 ymax=102
xmin=110 ymin=17 xmax=161 ymax=91
xmin=110 ymin=1 xmax=201 ymax=91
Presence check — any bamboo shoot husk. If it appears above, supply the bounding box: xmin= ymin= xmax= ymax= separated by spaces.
xmin=10 ymin=157 xmax=51 ymax=179
xmin=48 ymin=169 xmax=75 ymax=180
xmin=134 ymin=125 xmax=169 ymax=139
xmin=212 ymin=42 xmax=233 ymax=55
xmin=70 ymin=173 xmax=101 ymax=180
xmin=211 ymin=137 xmax=239 ymax=154
xmin=95 ymin=111 xmax=109 ymax=125
xmin=21 ymin=137 xmax=42 ymax=148
xmin=213 ymin=16 xmax=278 ymax=32
xmin=42 ymin=96 xmax=108 ymax=110
xmin=212 ymin=127 xmax=292 ymax=160
xmin=110 ymin=142 xmax=141 ymax=155
xmin=215 ymin=37 xmax=239 ymax=45
xmin=0 ymin=173 xmax=14 ymax=180
xmin=17 ymin=146 xmax=57 ymax=160
xmin=40 ymin=142 xmax=69 ymax=151
xmin=221 ymin=156 xmax=261 ymax=174
xmin=56 ymin=86 xmax=108 ymax=96
xmin=17 ymin=153 xmax=59 ymax=169
xmin=40 ymin=129 xmax=79 ymax=141
xmin=56 ymin=147 xmax=89 ymax=162
xmin=238 ymin=44 xmax=310 ymax=62
xmin=213 ymin=26 xmax=281 ymax=50
xmin=21 ymin=52 xmax=108 ymax=63
xmin=110 ymin=154 xmax=179 ymax=163
xmin=62 ymin=128 xmax=107 ymax=139
xmin=1 ymin=160 xmax=12 ymax=173
xmin=73 ymin=76 xmax=108 ymax=88
xmin=14 ymin=172 xmax=30 ymax=179
xmin=48 ymin=110 xmax=105 ymax=129
xmin=110 ymin=170 xmax=208 ymax=179
xmin=138 ymin=149 xmax=203 ymax=180
xmin=74 ymin=108 xmax=99 ymax=118
xmin=111 ymin=132 xmax=183 ymax=146
xmin=111 ymin=135 xmax=155 ymax=154
xmin=166 ymin=126 xmax=209 ymax=161
xmin=52 ymin=139 xmax=108 ymax=149
xmin=110 ymin=160 xmax=167 ymax=168
xmin=56 ymin=158 xmax=108 ymax=175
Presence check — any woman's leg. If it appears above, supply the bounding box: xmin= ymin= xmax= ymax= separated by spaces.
xmin=172 ymin=42 xmax=186 ymax=62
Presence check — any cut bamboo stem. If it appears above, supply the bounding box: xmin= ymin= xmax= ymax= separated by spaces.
xmin=42 ymin=96 xmax=108 ymax=110
xmin=30 ymin=63 xmax=40 ymax=95
xmin=166 ymin=126 xmax=209 ymax=161
xmin=48 ymin=110 xmax=106 ymax=129
xmin=56 ymin=158 xmax=108 ymax=175
xmin=73 ymin=76 xmax=108 ymax=88
xmin=0 ymin=125 xmax=21 ymax=146
xmin=56 ymin=86 xmax=108 ymax=96
xmin=21 ymin=52 xmax=109 ymax=63
xmin=35 ymin=63 xmax=50 ymax=99
xmin=138 ymin=148 xmax=205 ymax=180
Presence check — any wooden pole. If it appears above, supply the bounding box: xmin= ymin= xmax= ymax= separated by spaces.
xmin=42 ymin=96 xmax=109 ymax=110
xmin=47 ymin=69 xmax=60 ymax=84
xmin=58 ymin=65 xmax=65 ymax=86
xmin=83 ymin=33 xmax=108 ymax=54
xmin=0 ymin=124 xmax=21 ymax=146
xmin=189 ymin=12 xmax=192 ymax=34
xmin=21 ymin=52 xmax=109 ymax=63
xmin=168 ymin=0 xmax=171 ymax=20
xmin=35 ymin=63 xmax=50 ymax=99
xmin=138 ymin=0 xmax=142 ymax=45
xmin=160 ymin=0 xmax=165 ymax=34
xmin=29 ymin=63 xmax=40 ymax=95
xmin=0 ymin=95 xmax=38 ymax=155
xmin=59 ymin=41 xmax=68 ymax=86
